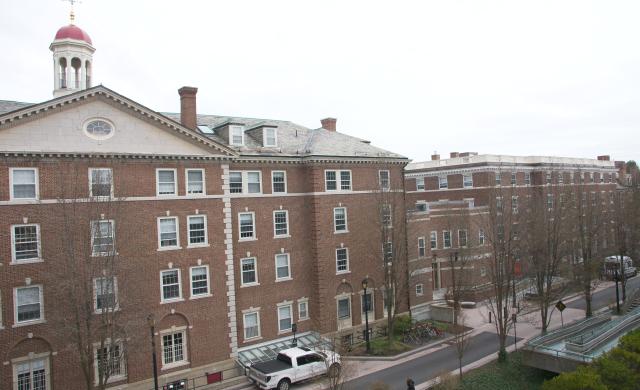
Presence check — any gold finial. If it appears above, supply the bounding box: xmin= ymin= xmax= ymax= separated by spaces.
xmin=62 ymin=0 xmax=81 ymax=24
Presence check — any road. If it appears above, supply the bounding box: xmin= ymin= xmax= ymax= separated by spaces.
xmin=567 ymin=275 xmax=640 ymax=311
xmin=341 ymin=332 xmax=520 ymax=389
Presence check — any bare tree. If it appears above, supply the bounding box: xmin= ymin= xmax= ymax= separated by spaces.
xmin=322 ymin=336 xmax=349 ymax=390
xmin=453 ymin=311 xmax=470 ymax=379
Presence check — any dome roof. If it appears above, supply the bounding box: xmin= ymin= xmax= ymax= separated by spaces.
xmin=54 ymin=24 xmax=92 ymax=45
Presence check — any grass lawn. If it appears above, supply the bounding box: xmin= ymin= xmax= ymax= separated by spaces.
xmin=456 ymin=352 xmax=556 ymax=390
xmin=348 ymin=334 xmax=412 ymax=356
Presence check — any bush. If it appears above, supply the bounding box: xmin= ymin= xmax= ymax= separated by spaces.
xmin=619 ymin=328 xmax=640 ymax=354
xmin=394 ymin=315 xmax=412 ymax=336
xmin=542 ymin=366 xmax=607 ymax=390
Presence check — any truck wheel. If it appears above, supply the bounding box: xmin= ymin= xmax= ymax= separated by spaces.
xmin=328 ymin=363 xmax=341 ymax=379
xmin=277 ymin=378 xmax=291 ymax=390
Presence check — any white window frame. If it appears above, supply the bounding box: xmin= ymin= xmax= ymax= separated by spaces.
xmin=11 ymin=223 xmax=42 ymax=264
xmin=91 ymin=220 xmax=115 ymax=256
xmin=93 ymin=276 xmax=119 ymax=313
xmin=160 ymin=269 xmax=183 ymax=303
xmin=438 ymin=175 xmax=448 ymax=189
xmin=12 ymin=354 xmax=51 ymax=390
xmin=381 ymin=204 xmax=392 ymax=228
xmin=93 ymin=339 xmax=126 ymax=384
xmin=418 ymin=237 xmax=426 ymax=258
xmin=271 ymin=171 xmax=287 ymax=194
xmin=230 ymin=125 xmax=245 ymax=146
xmin=189 ymin=265 xmax=211 ymax=298
xmin=416 ymin=284 xmax=424 ymax=297
xmin=324 ymin=170 xmax=352 ymax=191
xmin=379 ymin=170 xmax=390 ymax=190
xmin=463 ymin=174 xmax=473 ymax=188
xmin=512 ymin=195 xmax=519 ymax=214
xmin=156 ymin=168 xmax=177 ymax=196
xmin=416 ymin=177 xmax=425 ymax=191
xmin=480 ymin=267 xmax=487 ymax=277
xmin=185 ymin=168 xmax=206 ymax=196
xmin=479 ymin=229 xmax=485 ymax=245
xmin=277 ymin=303 xmax=293 ymax=333
xmin=298 ymin=298 xmax=309 ymax=321
xmin=14 ymin=285 xmax=44 ymax=326
xmin=524 ymin=172 xmax=531 ymax=185
xmin=275 ymin=253 xmax=292 ymax=281
xmin=336 ymin=247 xmax=350 ymax=274
xmin=336 ymin=295 xmax=352 ymax=328
xmin=263 ymin=127 xmax=278 ymax=147
xmin=511 ymin=172 xmax=517 ymax=185
xmin=88 ymin=168 xmax=114 ymax=198
xmin=360 ymin=290 xmax=374 ymax=324
xmin=160 ymin=328 xmax=188 ymax=369
xmin=187 ymin=215 xmax=208 ymax=247
xmin=273 ymin=210 xmax=290 ymax=238
xmin=458 ymin=229 xmax=468 ymax=248
xmin=495 ymin=172 xmax=502 ymax=186
xmin=243 ymin=311 xmax=261 ymax=340
xmin=238 ymin=212 xmax=256 ymax=241
xmin=333 ymin=207 xmax=348 ymax=233
xmin=430 ymin=231 xmax=437 ymax=249
xmin=229 ymin=171 xmax=262 ymax=194
xmin=157 ymin=217 xmax=180 ymax=250
xmin=240 ymin=257 xmax=259 ymax=286
xmin=10 ymin=167 xmax=39 ymax=200
xmin=443 ymin=231 xmax=452 ymax=249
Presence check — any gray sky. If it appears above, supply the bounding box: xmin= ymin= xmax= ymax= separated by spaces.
xmin=1 ymin=0 xmax=638 ymax=162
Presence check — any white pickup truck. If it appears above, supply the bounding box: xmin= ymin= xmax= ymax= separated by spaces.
xmin=247 ymin=347 xmax=341 ymax=390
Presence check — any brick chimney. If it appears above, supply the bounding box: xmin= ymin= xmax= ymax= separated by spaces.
xmin=431 ymin=154 xmax=440 ymax=161
xmin=178 ymin=86 xmax=198 ymax=130
xmin=597 ymin=155 xmax=610 ymax=161
xmin=320 ymin=117 xmax=337 ymax=132
xmin=450 ymin=152 xmax=459 ymax=158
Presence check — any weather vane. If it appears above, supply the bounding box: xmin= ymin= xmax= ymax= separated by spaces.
xmin=62 ymin=0 xmax=83 ymax=24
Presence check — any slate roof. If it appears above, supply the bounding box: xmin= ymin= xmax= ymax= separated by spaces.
xmin=0 ymin=100 xmax=33 ymax=115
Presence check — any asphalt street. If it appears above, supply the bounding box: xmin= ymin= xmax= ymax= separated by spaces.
xmin=567 ymin=275 xmax=640 ymax=311
xmin=341 ymin=332 xmax=521 ymax=390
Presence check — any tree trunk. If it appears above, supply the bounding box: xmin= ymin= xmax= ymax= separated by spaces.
xmin=585 ymin=284 xmax=593 ymax=317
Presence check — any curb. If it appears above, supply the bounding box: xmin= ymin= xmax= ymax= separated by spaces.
xmin=344 ymin=335 xmax=454 ymax=362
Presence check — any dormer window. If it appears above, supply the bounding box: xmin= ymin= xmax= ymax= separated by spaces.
xmin=230 ymin=126 xmax=245 ymax=146
xmin=263 ymin=127 xmax=277 ymax=147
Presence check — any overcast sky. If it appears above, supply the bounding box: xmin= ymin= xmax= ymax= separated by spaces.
xmin=1 ymin=0 xmax=638 ymax=162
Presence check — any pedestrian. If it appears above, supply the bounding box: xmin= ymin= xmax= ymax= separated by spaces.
xmin=406 ymin=378 xmax=416 ymax=390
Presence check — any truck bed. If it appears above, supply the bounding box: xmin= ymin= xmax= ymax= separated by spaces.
xmin=251 ymin=359 xmax=292 ymax=374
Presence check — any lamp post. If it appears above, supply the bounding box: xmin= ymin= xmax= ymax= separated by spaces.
xmin=147 ymin=314 xmax=159 ymax=390
xmin=614 ymin=269 xmax=621 ymax=314
xmin=362 ymin=278 xmax=371 ymax=354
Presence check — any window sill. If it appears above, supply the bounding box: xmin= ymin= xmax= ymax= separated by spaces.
xmin=160 ymin=298 xmax=184 ymax=305
xmin=243 ymin=336 xmax=263 ymax=343
xmin=93 ymin=308 xmax=120 ymax=315
xmin=336 ymin=271 xmax=351 ymax=275
xmin=187 ymin=243 xmax=210 ymax=249
xmin=91 ymin=252 xmax=118 ymax=257
xmin=185 ymin=193 xmax=207 ymax=197
xmin=13 ymin=319 xmax=46 ymax=328
xmin=278 ymin=329 xmax=292 ymax=336
xmin=189 ymin=294 xmax=212 ymax=300
xmin=161 ymin=361 xmax=190 ymax=371
xmin=275 ymin=277 xmax=292 ymax=283
xmin=94 ymin=374 xmax=127 ymax=386
xmin=240 ymin=283 xmax=260 ymax=288
xmin=157 ymin=246 xmax=182 ymax=252
xmin=273 ymin=235 xmax=291 ymax=239
xmin=298 ymin=317 xmax=309 ymax=322
xmin=156 ymin=193 xmax=178 ymax=197
xmin=10 ymin=258 xmax=44 ymax=265
xmin=334 ymin=230 xmax=349 ymax=234
xmin=238 ymin=238 xmax=258 ymax=242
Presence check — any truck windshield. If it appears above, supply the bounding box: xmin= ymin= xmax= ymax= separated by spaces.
xmin=277 ymin=353 xmax=292 ymax=366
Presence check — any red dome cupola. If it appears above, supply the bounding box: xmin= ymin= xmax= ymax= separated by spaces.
xmin=54 ymin=24 xmax=92 ymax=45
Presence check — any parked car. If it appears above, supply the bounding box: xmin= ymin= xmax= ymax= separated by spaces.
xmin=603 ymin=256 xmax=637 ymax=279
xmin=247 ymin=347 xmax=341 ymax=390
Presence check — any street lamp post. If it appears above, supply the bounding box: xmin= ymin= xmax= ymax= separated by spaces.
xmin=614 ymin=269 xmax=621 ymax=314
xmin=147 ymin=314 xmax=159 ymax=390
xmin=362 ymin=279 xmax=371 ymax=354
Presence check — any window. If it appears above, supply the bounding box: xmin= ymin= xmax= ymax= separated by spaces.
xmin=15 ymin=286 xmax=43 ymax=324
xmin=438 ymin=176 xmax=448 ymax=189
xmin=156 ymin=169 xmax=177 ymax=196
xmin=547 ymin=193 xmax=554 ymax=210
xmin=14 ymin=357 xmax=49 ymax=390
xmin=230 ymin=125 xmax=245 ymax=146
xmin=160 ymin=269 xmax=182 ymax=302
xmin=271 ymin=171 xmax=287 ymax=193
xmin=600 ymin=173 xmax=605 ymax=183
xmin=590 ymin=172 xmax=595 ymax=183
xmin=190 ymin=266 xmax=210 ymax=297
xmin=91 ymin=220 xmax=115 ymax=256
xmin=458 ymin=230 xmax=468 ymax=247
xmin=479 ymin=229 xmax=485 ymax=245
xmin=186 ymin=169 xmax=205 ymax=195
xmin=241 ymin=257 xmax=258 ymax=285
xmin=85 ymin=119 xmax=114 ymax=139
xmin=187 ymin=215 xmax=207 ymax=246
xmin=278 ymin=305 xmax=293 ymax=332
xmin=162 ymin=331 xmax=186 ymax=366
xmin=497 ymin=224 xmax=504 ymax=241
xmin=11 ymin=224 xmax=41 ymax=263
xmin=546 ymin=172 xmax=552 ymax=184
xmin=443 ymin=231 xmax=451 ymax=248
xmin=480 ymin=267 xmax=487 ymax=277
xmin=336 ymin=248 xmax=349 ymax=273
xmin=10 ymin=168 xmax=38 ymax=200
xmin=463 ymin=174 xmax=473 ymax=188
xmin=379 ymin=170 xmax=390 ymax=190
xmin=273 ymin=210 xmax=289 ymax=237
xmin=430 ymin=231 xmax=437 ymax=249
xmin=511 ymin=172 xmax=517 ymax=185
xmin=524 ymin=172 xmax=531 ymax=185
xmin=418 ymin=237 xmax=426 ymax=258
xmin=239 ymin=212 xmax=256 ymax=240
xmin=416 ymin=177 xmax=425 ymax=191
xmin=381 ymin=204 xmax=392 ymax=227
xmin=325 ymin=170 xmax=351 ymax=191
xmin=512 ymin=196 xmax=518 ymax=214
xmin=229 ymin=171 xmax=262 ymax=194
xmin=416 ymin=284 xmax=424 ymax=296
xmin=337 ymin=297 xmax=350 ymax=320
xmin=95 ymin=341 xmax=126 ymax=382
xmin=263 ymin=127 xmax=277 ymax=147
xmin=243 ymin=312 xmax=260 ymax=339
xmin=298 ymin=300 xmax=309 ymax=320
xmin=383 ymin=242 xmax=393 ymax=263
xmin=333 ymin=207 xmax=348 ymax=232
xmin=275 ymin=253 xmax=291 ymax=280
xmin=94 ymin=277 xmax=118 ymax=312
xmin=496 ymin=196 xmax=503 ymax=211
xmin=362 ymin=291 xmax=373 ymax=315
xmin=158 ymin=217 xmax=179 ymax=249
xmin=416 ymin=202 xmax=427 ymax=212
xmin=89 ymin=168 xmax=113 ymax=197
xmin=495 ymin=172 xmax=501 ymax=186
xmin=591 ymin=192 xmax=596 ymax=207
xmin=558 ymin=172 xmax=564 ymax=184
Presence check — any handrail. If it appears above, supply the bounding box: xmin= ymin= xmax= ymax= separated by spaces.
xmin=566 ymin=306 xmax=640 ymax=348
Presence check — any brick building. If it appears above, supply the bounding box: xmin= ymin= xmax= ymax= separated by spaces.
xmin=0 ymin=22 xmax=409 ymax=389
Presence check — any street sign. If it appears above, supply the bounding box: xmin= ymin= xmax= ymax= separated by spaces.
xmin=556 ymin=300 xmax=566 ymax=312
